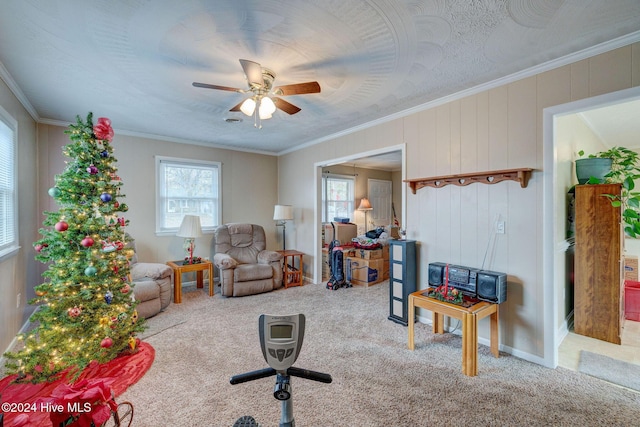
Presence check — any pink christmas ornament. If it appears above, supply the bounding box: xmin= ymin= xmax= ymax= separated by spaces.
xmin=100 ymin=337 xmax=113 ymax=348
xmin=81 ymin=236 xmax=95 ymax=247
xmin=67 ymin=306 xmax=82 ymax=318
xmin=55 ymin=221 xmax=69 ymax=232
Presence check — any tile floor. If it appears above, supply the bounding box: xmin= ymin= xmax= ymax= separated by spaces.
xmin=558 ymin=318 xmax=640 ymax=371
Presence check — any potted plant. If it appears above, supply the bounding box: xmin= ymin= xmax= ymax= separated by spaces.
xmin=575 ymin=149 xmax=613 ymax=184
xmin=577 ymin=146 xmax=640 ymax=237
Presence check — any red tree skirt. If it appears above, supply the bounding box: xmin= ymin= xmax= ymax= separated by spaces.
xmin=0 ymin=342 xmax=154 ymax=427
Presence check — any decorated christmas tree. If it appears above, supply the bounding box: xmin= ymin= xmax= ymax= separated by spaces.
xmin=3 ymin=112 xmax=145 ymax=383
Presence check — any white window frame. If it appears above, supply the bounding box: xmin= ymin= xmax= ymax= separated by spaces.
xmin=0 ymin=105 xmax=18 ymax=261
xmin=155 ymin=156 xmax=221 ymax=235
xmin=321 ymin=173 xmax=355 ymax=222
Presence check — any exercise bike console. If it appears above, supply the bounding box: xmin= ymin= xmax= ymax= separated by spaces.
xmin=230 ymin=313 xmax=332 ymax=427
xmin=259 ymin=314 xmax=305 ymax=372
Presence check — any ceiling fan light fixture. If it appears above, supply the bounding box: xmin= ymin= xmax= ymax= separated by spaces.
xmin=259 ymin=96 xmax=276 ymax=120
xmin=240 ymin=97 xmax=256 ymax=116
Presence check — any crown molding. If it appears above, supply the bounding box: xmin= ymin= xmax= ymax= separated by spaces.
xmin=279 ymin=30 xmax=640 ymax=156
xmin=0 ymin=61 xmax=39 ymax=121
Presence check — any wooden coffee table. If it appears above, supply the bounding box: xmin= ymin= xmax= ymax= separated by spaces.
xmin=166 ymin=260 xmax=214 ymax=303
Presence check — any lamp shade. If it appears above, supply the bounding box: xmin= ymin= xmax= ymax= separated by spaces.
xmin=240 ymin=98 xmax=256 ymax=116
xmin=176 ymin=215 xmax=203 ymax=238
xmin=259 ymin=96 xmax=276 ymax=119
xmin=357 ymin=198 xmax=373 ymax=211
xmin=273 ymin=205 xmax=294 ymax=221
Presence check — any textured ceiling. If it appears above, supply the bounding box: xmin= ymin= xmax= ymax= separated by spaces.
xmin=1 ymin=0 xmax=639 ymax=155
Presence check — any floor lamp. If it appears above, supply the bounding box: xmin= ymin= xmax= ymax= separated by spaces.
xmin=358 ymin=198 xmax=373 ymax=233
xmin=274 ymin=205 xmax=293 ymax=251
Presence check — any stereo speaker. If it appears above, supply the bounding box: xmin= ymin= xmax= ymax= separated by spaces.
xmin=476 ymin=271 xmax=507 ymax=304
xmin=428 ymin=262 xmax=447 ymax=286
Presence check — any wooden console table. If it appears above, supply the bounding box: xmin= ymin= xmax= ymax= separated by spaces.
xmin=276 ymin=250 xmax=304 ymax=288
xmin=166 ymin=260 xmax=214 ymax=303
xmin=408 ymin=289 xmax=499 ymax=376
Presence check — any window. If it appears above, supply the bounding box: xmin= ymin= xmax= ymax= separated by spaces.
xmin=0 ymin=106 xmax=17 ymax=260
xmin=322 ymin=174 xmax=355 ymax=222
xmin=156 ymin=156 xmax=221 ymax=234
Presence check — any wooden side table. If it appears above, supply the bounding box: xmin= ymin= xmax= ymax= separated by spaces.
xmin=276 ymin=250 xmax=304 ymax=288
xmin=166 ymin=260 xmax=214 ymax=303
xmin=408 ymin=289 xmax=499 ymax=376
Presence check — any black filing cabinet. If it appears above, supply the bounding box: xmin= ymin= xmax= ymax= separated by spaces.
xmin=388 ymin=239 xmax=416 ymax=325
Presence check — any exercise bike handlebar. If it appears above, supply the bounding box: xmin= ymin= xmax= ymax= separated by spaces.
xmin=286 ymin=366 xmax=333 ymax=384
xmin=230 ymin=366 xmax=332 ymax=385
xmin=230 ymin=367 xmax=277 ymax=385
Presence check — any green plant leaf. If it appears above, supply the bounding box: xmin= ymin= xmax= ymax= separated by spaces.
xmin=578 ymin=150 xmax=584 ymax=157
xmin=624 ymin=176 xmax=635 ymax=191
xmin=624 ymin=208 xmax=640 ymax=219
xmin=628 ymin=198 xmax=640 ymax=209
xmin=611 ymin=200 xmax=622 ymax=207
xmin=587 ymin=176 xmax=603 ymax=184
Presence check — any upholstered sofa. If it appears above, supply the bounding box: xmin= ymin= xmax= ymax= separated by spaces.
xmin=128 ymin=238 xmax=173 ymax=318
xmin=213 ymin=223 xmax=284 ymax=297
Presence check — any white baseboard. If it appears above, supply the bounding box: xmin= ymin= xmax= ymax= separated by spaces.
xmin=414 ymin=315 xmax=547 ymax=367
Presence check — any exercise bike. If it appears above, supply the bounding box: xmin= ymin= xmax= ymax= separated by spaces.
xmin=230 ymin=314 xmax=332 ymax=427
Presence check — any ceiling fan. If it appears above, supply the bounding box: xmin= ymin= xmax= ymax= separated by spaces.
xmin=192 ymin=59 xmax=321 ymax=127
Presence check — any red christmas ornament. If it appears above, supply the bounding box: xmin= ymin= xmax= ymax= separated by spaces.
xmin=55 ymin=221 xmax=69 ymax=232
xmin=81 ymin=236 xmax=95 ymax=247
xmin=100 ymin=337 xmax=113 ymax=348
xmin=67 ymin=306 xmax=82 ymax=318
xmin=121 ymin=283 xmax=131 ymax=294
xmin=34 ymin=243 xmax=48 ymax=253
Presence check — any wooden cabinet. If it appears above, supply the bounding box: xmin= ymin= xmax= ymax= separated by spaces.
xmin=574 ymin=184 xmax=624 ymax=344
xmin=388 ymin=239 xmax=417 ymax=326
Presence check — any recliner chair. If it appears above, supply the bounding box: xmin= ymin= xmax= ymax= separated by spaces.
xmin=213 ymin=223 xmax=284 ymax=297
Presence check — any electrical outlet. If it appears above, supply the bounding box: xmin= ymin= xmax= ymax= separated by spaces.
xmin=16 ymin=293 xmax=21 ymax=308
xmin=496 ymin=221 xmax=505 ymax=234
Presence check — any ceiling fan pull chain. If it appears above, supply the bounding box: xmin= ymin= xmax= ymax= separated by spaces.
xmin=256 ymin=98 xmax=262 ymax=129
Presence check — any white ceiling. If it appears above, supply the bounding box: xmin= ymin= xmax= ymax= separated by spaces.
xmin=579 ymin=99 xmax=640 ymax=150
xmin=1 ymin=1 xmax=639 ymax=155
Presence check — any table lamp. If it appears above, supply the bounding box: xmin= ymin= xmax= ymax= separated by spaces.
xmin=177 ymin=214 xmax=203 ymax=264
xmin=357 ymin=198 xmax=373 ymax=232
xmin=273 ymin=205 xmax=293 ymax=251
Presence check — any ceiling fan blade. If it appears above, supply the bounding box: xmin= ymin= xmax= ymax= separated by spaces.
xmin=192 ymin=82 xmax=244 ymax=92
xmin=273 ymin=81 xmax=321 ymax=96
xmin=272 ymin=97 xmax=301 ymax=115
xmin=239 ymin=59 xmax=264 ymax=89
xmin=229 ymin=100 xmax=244 ymax=112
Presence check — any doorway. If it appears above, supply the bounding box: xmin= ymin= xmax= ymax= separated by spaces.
xmin=313 ymin=144 xmax=406 ymax=284
xmin=544 ymin=85 xmax=640 ymax=369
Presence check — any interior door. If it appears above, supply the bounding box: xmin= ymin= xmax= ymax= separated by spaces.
xmin=368 ymin=179 xmax=392 ymax=227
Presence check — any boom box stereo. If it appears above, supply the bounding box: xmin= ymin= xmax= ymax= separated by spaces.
xmin=428 ymin=262 xmax=478 ymax=297
xmin=428 ymin=262 xmax=507 ymax=303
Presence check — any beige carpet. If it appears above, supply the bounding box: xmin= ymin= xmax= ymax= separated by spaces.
xmin=120 ymin=282 xmax=640 ymax=426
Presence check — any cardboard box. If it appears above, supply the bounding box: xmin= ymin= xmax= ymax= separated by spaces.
xmin=625 ymin=255 xmax=638 ymax=281
xmin=323 ymin=222 xmax=357 ymax=246
xmin=354 ymin=248 xmax=383 ymax=259
xmin=346 ymin=257 xmax=385 ymax=286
